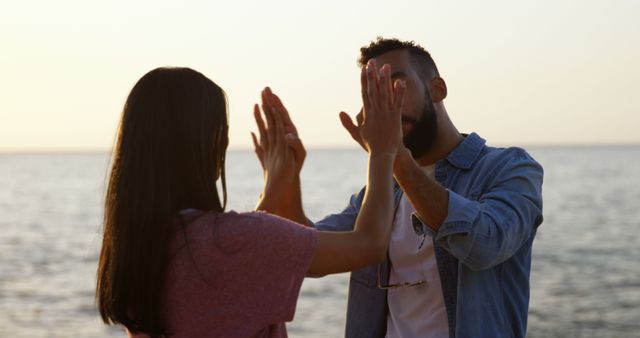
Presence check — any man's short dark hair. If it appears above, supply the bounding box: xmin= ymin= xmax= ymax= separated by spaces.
xmin=358 ymin=37 xmax=440 ymax=80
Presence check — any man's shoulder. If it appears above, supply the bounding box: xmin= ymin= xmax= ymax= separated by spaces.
xmin=478 ymin=143 xmax=540 ymax=169
xmin=464 ymin=143 xmax=543 ymax=186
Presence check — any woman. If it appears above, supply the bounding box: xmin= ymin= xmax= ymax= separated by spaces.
xmin=97 ymin=64 xmax=405 ymax=337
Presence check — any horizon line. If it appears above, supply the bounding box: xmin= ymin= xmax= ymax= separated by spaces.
xmin=2 ymin=142 xmax=640 ymax=155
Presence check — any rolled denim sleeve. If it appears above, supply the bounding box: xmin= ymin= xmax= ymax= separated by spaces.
xmin=418 ymin=149 xmax=544 ymax=271
xmin=312 ymin=187 xmax=366 ymax=232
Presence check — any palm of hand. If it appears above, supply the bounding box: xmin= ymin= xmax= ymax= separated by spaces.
xmin=252 ymin=87 xmax=305 ymax=185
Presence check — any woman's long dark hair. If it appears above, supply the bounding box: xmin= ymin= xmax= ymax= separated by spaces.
xmin=96 ymin=67 xmax=228 ymax=335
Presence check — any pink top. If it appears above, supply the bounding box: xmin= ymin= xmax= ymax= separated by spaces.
xmin=128 ymin=210 xmax=318 ymax=338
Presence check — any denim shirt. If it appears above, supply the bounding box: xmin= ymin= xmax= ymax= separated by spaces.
xmin=314 ymin=133 xmax=544 ymax=338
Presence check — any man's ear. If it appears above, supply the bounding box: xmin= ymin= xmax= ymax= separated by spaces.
xmin=429 ymin=77 xmax=447 ymax=102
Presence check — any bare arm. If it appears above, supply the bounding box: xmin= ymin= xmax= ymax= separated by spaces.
xmin=392 ymin=147 xmax=449 ymax=230
xmin=308 ymin=62 xmax=406 ymax=276
xmin=253 ymin=88 xmax=312 ymax=226
xmin=254 ymin=61 xmax=406 ymax=276
xmin=308 ymin=152 xmax=394 ymax=275
xmin=256 ymin=175 xmax=311 ymax=226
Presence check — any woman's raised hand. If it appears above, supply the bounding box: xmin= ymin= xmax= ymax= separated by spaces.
xmin=359 ymin=59 xmax=406 ymax=157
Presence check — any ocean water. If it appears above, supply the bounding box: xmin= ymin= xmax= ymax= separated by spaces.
xmin=0 ymin=147 xmax=639 ymax=337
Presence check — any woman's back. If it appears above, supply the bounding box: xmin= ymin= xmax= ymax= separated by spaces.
xmin=131 ymin=210 xmax=318 ymax=337
xmin=101 ymin=66 xmax=402 ymax=336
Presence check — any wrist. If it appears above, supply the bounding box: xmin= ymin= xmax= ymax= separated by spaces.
xmin=263 ymin=173 xmax=300 ymax=204
xmin=264 ymin=176 xmax=307 ymax=224
xmin=393 ymin=146 xmax=412 ymax=173
xmin=256 ymin=194 xmax=277 ymax=213
xmin=369 ymin=150 xmax=397 ymax=161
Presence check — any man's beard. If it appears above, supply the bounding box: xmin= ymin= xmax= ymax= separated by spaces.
xmin=402 ymin=94 xmax=438 ymax=159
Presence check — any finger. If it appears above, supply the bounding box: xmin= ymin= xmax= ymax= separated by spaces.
xmin=393 ymin=80 xmax=407 ymax=115
xmin=386 ymin=65 xmax=394 ymax=110
xmin=273 ymin=107 xmax=287 ymax=155
xmin=267 ymin=89 xmax=298 ymax=135
xmin=356 ymin=108 xmax=364 ymax=127
xmin=264 ymin=86 xmax=278 ymax=120
xmin=378 ymin=64 xmax=391 ymax=112
xmin=254 ymin=104 xmax=269 ymax=150
xmin=251 ymin=131 xmax=263 ymax=154
xmin=251 ymin=132 xmax=265 ymax=169
xmin=261 ymin=90 xmax=277 ymax=148
xmin=254 ymin=103 xmax=267 ymax=135
xmin=339 ymin=112 xmax=365 ymax=149
xmin=360 ymin=67 xmax=371 ymax=118
xmin=366 ymin=59 xmax=380 ymax=115
xmin=261 ymin=89 xmax=276 ymax=131
xmin=340 ymin=110 xmax=366 ymax=150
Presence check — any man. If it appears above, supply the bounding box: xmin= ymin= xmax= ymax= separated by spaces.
xmin=253 ymin=37 xmax=543 ymax=338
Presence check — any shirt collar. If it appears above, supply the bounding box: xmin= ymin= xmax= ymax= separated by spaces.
xmin=444 ymin=132 xmax=486 ymax=170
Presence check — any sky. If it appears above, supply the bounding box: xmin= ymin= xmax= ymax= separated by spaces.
xmin=1 ymin=0 xmax=639 ymax=152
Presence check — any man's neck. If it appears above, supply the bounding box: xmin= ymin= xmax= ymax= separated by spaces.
xmin=414 ymin=110 xmax=464 ymax=167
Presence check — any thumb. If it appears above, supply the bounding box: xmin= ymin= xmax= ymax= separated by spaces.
xmin=251 ymin=132 xmax=265 ymax=170
xmin=339 ymin=112 xmax=365 ymax=149
xmin=285 ymin=133 xmax=306 ymax=162
xmin=339 ymin=111 xmax=360 ymax=134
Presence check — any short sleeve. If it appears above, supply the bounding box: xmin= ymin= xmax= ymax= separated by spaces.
xmin=238 ymin=211 xmax=319 ymax=324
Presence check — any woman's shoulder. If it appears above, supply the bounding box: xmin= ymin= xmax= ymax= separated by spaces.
xmin=196 ymin=209 xmax=297 ymax=226
xmin=194 ymin=210 xmax=276 ymax=228
xmin=183 ymin=209 xmax=313 ymax=238
xmin=180 ymin=209 xmax=262 ymax=225
xmin=218 ymin=210 xmax=315 ymax=238
xmin=177 ymin=209 xmax=315 ymax=257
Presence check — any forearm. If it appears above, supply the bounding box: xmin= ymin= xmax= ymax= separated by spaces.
xmin=424 ymin=154 xmax=544 ymax=271
xmin=353 ymin=153 xmax=395 ymax=252
xmin=255 ymin=176 xmax=283 ymax=214
xmin=272 ymin=177 xmax=312 ymax=226
xmin=393 ymin=148 xmax=448 ymax=230
xmin=256 ymin=176 xmax=312 ymax=227
xmin=255 ymin=190 xmax=277 ymax=214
